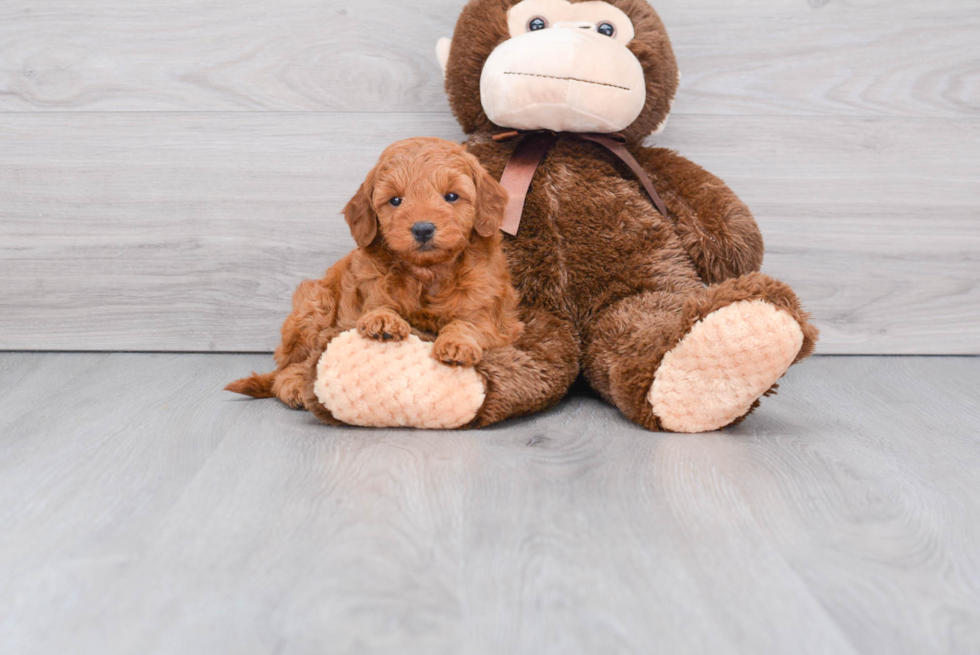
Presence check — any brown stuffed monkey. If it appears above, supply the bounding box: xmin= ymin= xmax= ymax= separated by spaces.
xmin=302 ymin=0 xmax=819 ymax=432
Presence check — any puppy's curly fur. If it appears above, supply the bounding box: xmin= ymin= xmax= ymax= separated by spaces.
xmin=227 ymin=137 xmax=523 ymax=409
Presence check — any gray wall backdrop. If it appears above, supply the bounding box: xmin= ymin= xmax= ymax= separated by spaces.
xmin=1 ymin=0 xmax=977 ymax=354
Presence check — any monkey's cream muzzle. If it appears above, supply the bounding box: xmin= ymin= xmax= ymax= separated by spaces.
xmin=479 ymin=27 xmax=646 ymax=134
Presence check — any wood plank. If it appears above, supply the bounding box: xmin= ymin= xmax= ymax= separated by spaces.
xmin=0 ymin=113 xmax=462 ymax=352
xmin=0 ymin=353 xmax=978 ymax=653
xmin=1 ymin=112 xmax=976 ymax=354
xmin=662 ymin=6 xmax=980 ymax=119
xmin=0 ymin=1 xmax=976 ymax=118
xmin=660 ymin=116 xmax=980 ymax=355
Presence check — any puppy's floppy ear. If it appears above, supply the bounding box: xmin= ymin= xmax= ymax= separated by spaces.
xmin=343 ymin=180 xmax=378 ymax=248
xmin=469 ymin=156 xmax=509 ymax=238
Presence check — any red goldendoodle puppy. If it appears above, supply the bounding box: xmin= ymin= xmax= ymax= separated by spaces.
xmin=227 ymin=137 xmax=523 ymax=410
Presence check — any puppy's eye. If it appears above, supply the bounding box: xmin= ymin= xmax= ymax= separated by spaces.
xmin=389 ymin=197 xmax=403 ymax=207
xmin=597 ymin=22 xmax=616 ymax=37
xmin=444 ymin=192 xmax=459 ymax=202
xmin=528 ymin=17 xmax=547 ymax=31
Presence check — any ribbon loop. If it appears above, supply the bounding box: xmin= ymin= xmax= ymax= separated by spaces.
xmin=498 ymin=132 xmax=559 ymax=235
xmin=494 ymin=131 xmax=669 ymax=236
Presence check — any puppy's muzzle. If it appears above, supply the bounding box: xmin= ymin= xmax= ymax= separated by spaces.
xmin=411 ymin=222 xmax=436 ymax=244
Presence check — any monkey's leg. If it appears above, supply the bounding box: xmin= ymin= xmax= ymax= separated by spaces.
xmin=468 ymin=307 xmax=580 ymax=428
xmin=301 ymin=306 xmax=580 ymax=429
xmin=583 ymin=272 xmax=818 ymax=432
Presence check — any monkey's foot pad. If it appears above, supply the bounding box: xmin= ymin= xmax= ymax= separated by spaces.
xmin=649 ymin=300 xmax=805 ymax=433
xmin=313 ymin=330 xmax=486 ymax=429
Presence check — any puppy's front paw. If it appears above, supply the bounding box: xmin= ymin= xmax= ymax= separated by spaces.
xmin=432 ymin=335 xmax=482 ymax=367
xmin=357 ymin=310 xmax=411 ymax=342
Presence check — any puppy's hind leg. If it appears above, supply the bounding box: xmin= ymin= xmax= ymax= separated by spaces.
xmin=270 ymin=362 xmax=314 ymax=409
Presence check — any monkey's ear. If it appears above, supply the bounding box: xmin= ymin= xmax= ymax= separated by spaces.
xmin=436 ymin=38 xmax=452 ymax=78
xmin=343 ymin=181 xmax=378 ymax=248
xmin=470 ymin=159 xmax=509 ymax=238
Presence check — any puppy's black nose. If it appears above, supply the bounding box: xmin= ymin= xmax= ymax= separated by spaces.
xmin=411 ymin=222 xmax=436 ymax=244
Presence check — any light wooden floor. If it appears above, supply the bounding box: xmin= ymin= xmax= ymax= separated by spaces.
xmin=1 ymin=353 xmax=978 ymax=654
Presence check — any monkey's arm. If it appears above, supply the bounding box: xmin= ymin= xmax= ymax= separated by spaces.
xmin=632 ymin=146 xmax=765 ymax=285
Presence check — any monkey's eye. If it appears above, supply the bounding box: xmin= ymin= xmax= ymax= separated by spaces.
xmin=389 ymin=197 xmax=403 ymax=207
xmin=444 ymin=192 xmax=460 ymax=203
xmin=597 ymin=22 xmax=616 ymax=37
xmin=527 ymin=17 xmax=548 ymax=32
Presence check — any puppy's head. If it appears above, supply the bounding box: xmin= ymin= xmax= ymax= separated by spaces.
xmin=343 ymin=137 xmax=508 ymax=266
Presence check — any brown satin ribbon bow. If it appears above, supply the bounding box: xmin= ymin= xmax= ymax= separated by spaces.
xmin=493 ymin=130 xmax=670 ymax=236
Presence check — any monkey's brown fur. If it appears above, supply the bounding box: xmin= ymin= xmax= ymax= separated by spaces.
xmin=300 ymin=0 xmax=818 ymax=430
xmin=227 ymin=137 xmax=522 ymax=409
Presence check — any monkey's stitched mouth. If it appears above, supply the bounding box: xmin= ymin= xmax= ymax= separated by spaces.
xmin=504 ymin=71 xmax=631 ymax=92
